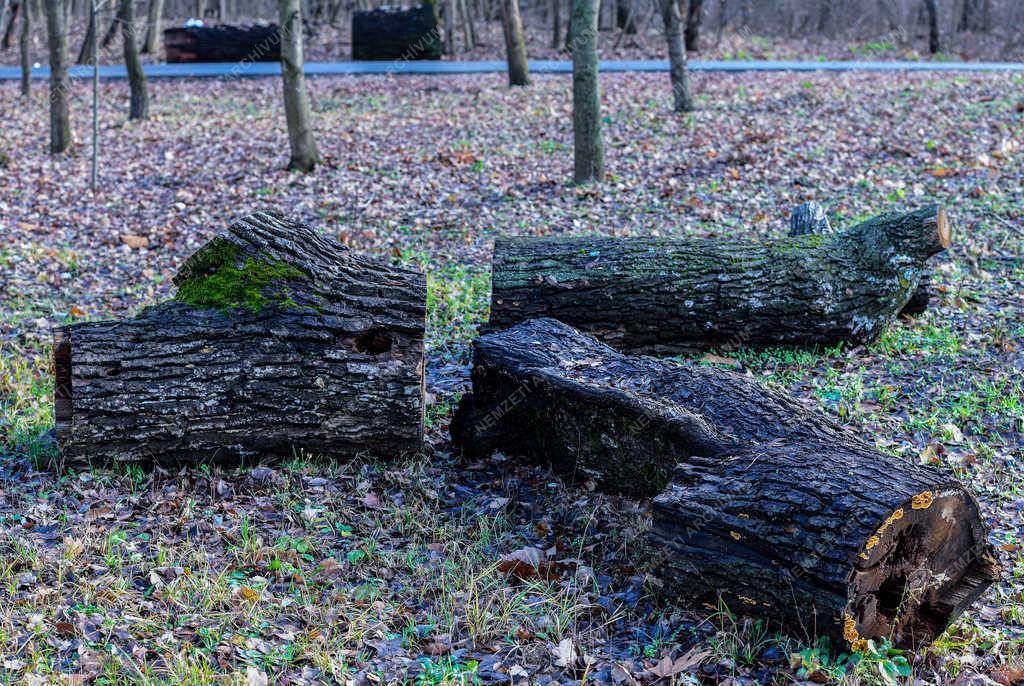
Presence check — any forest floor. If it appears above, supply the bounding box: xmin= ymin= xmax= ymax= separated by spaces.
xmin=1 ymin=70 xmax=1023 ymax=685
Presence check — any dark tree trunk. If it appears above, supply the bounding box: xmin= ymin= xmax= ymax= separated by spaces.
xmin=142 ymin=0 xmax=164 ymax=53
xmin=44 ymin=0 xmax=73 ymax=154
xmin=660 ymin=0 xmax=693 ymax=112
xmin=55 ymin=212 xmax=426 ymax=465
xmin=452 ymin=318 xmax=998 ymax=651
xmin=76 ymin=0 xmax=95 ymax=64
xmin=488 ymin=206 xmax=951 ymax=353
xmin=571 ymin=0 xmax=603 ymax=183
xmin=683 ymin=0 xmax=701 ymax=50
xmin=2 ymin=0 xmax=18 ymax=50
xmin=500 ymin=0 xmax=530 ymax=86
xmin=100 ymin=10 xmax=119 ymax=48
xmin=550 ymin=0 xmax=560 ymax=48
xmin=18 ymin=0 xmax=29 ymax=97
xmin=119 ymin=0 xmax=149 ymax=120
xmin=789 ymin=201 xmax=931 ymax=316
xmin=924 ymin=0 xmax=940 ymax=53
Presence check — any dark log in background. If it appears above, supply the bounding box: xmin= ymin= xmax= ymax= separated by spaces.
xmin=453 ymin=318 xmax=998 ymax=650
xmin=789 ymin=201 xmax=932 ymax=316
xmin=164 ymin=24 xmax=280 ymax=63
xmin=489 ymin=206 xmax=951 ymax=354
xmin=55 ymin=212 xmax=426 ymax=464
xmin=352 ymin=5 xmax=442 ymax=61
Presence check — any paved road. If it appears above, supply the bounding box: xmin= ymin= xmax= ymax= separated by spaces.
xmin=2 ymin=59 xmax=1023 ymax=81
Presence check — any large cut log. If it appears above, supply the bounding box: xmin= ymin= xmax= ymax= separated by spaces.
xmin=351 ymin=5 xmax=442 ymax=61
xmin=55 ymin=212 xmax=425 ymax=464
xmin=164 ymin=23 xmax=280 ymax=63
xmin=452 ymin=318 xmax=998 ymax=650
xmin=488 ymin=206 xmax=951 ymax=353
xmin=789 ymin=201 xmax=932 ymax=316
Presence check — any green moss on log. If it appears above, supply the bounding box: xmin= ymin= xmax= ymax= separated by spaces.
xmin=174 ymin=241 xmax=308 ymax=312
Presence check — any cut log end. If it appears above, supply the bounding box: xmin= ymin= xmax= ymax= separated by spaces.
xmin=936 ymin=206 xmax=952 ymax=250
xmin=847 ymin=487 xmax=998 ymax=649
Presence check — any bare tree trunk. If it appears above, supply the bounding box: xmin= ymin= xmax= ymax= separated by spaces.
xmin=500 ymin=0 xmax=529 ymax=86
xmin=142 ymin=0 xmax=163 ymax=53
xmin=550 ymin=0 xmax=559 ymax=47
xmin=19 ymin=0 xmax=30 ymax=97
xmin=119 ymin=0 xmax=148 ymax=120
xmin=443 ymin=0 xmax=454 ymax=53
xmin=2 ymin=0 xmax=18 ymax=49
xmin=924 ymin=0 xmax=940 ymax=52
xmin=462 ymin=0 xmax=477 ymax=47
xmin=0 ymin=0 xmax=10 ymax=45
xmin=661 ymin=0 xmax=693 ymax=111
xmin=44 ymin=0 xmax=73 ymax=154
xmin=683 ymin=0 xmax=700 ymax=50
xmin=100 ymin=8 xmax=118 ymax=47
xmin=278 ymin=0 xmax=319 ymax=171
xmin=75 ymin=0 xmax=94 ymax=64
xmin=571 ymin=0 xmax=602 ymax=183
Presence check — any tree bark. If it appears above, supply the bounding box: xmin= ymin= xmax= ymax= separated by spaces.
xmin=789 ymin=201 xmax=931 ymax=316
xmin=660 ymin=0 xmax=693 ymax=112
xmin=1 ymin=0 xmax=16 ymax=50
xmin=550 ymin=0 xmax=560 ymax=48
xmin=279 ymin=0 xmax=319 ymax=171
xmin=164 ymin=24 xmax=282 ymax=62
xmin=44 ymin=0 xmax=73 ymax=154
xmin=571 ymin=0 xmax=603 ymax=183
xmin=924 ymin=0 xmax=940 ymax=53
xmin=452 ymin=317 xmax=998 ymax=651
xmin=76 ymin=0 xmax=95 ymax=64
xmin=55 ymin=212 xmax=426 ymax=465
xmin=1 ymin=0 xmax=15 ymax=49
xmin=18 ymin=0 xmax=29 ymax=97
xmin=488 ymin=206 xmax=951 ymax=353
xmin=500 ymin=0 xmax=530 ymax=86
xmin=142 ymin=0 xmax=163 ymax=53
xmin=118 ymin=0 xmax=148 ymax=120
xmin=683 ymin=0 xmax=701 ymax=50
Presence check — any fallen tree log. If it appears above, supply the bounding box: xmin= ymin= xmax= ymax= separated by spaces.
xmin=452 ymin=318 xmax=998 ymax=650
xmin=789 ymin=201 xmax=932 ymax=316
xmin=351 ymin=6 xmax=442 ymax=61
xmin=164 ymin=24 xmax=280 ymax=63
xmin=488 ymin=205 xmax=951 ymax=353
xmin=55 ymin=212 xmax=425 ymax=464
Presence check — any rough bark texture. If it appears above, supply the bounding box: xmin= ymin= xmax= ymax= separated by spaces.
xmin=18 ymin=0 xmax=29 ymax=97
xmin=119 ymin=0 xmax=149 ymax=121
xmin=44 ymin=0 xmax=72 ymax=154
xmin=789 ymin=201 xmax=931 ymax=316
xmin=452 ymin=318 xmax=998 ymax=650
xmin=164 ymin=24 xmax=281 ymax=62
xmin=351 ymin=6 xmax=442 ymax=60
xmin=683 ymin=0 xmax=701 ymax=50
xmin=76 ymin=0 xmax=95 ymax=64
xmin=660 ymin=0 xmax=693 ymax=112
xmin=142 ymin=0 xmax=164 ymax=54
xmin=489 ymin=206 xmax=951 ymax=353
xmin=279 ymin=0 xmax=319 ymax=172
xmin=500 ymin=0 xmax=530 ymax=86
xmin=55 ymin=212 xmax=426 ymax=465
xmin=571 ymin=0 xmax=603 ymax=183
xmin=924 ymin=0 xmax=940 ymax=53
